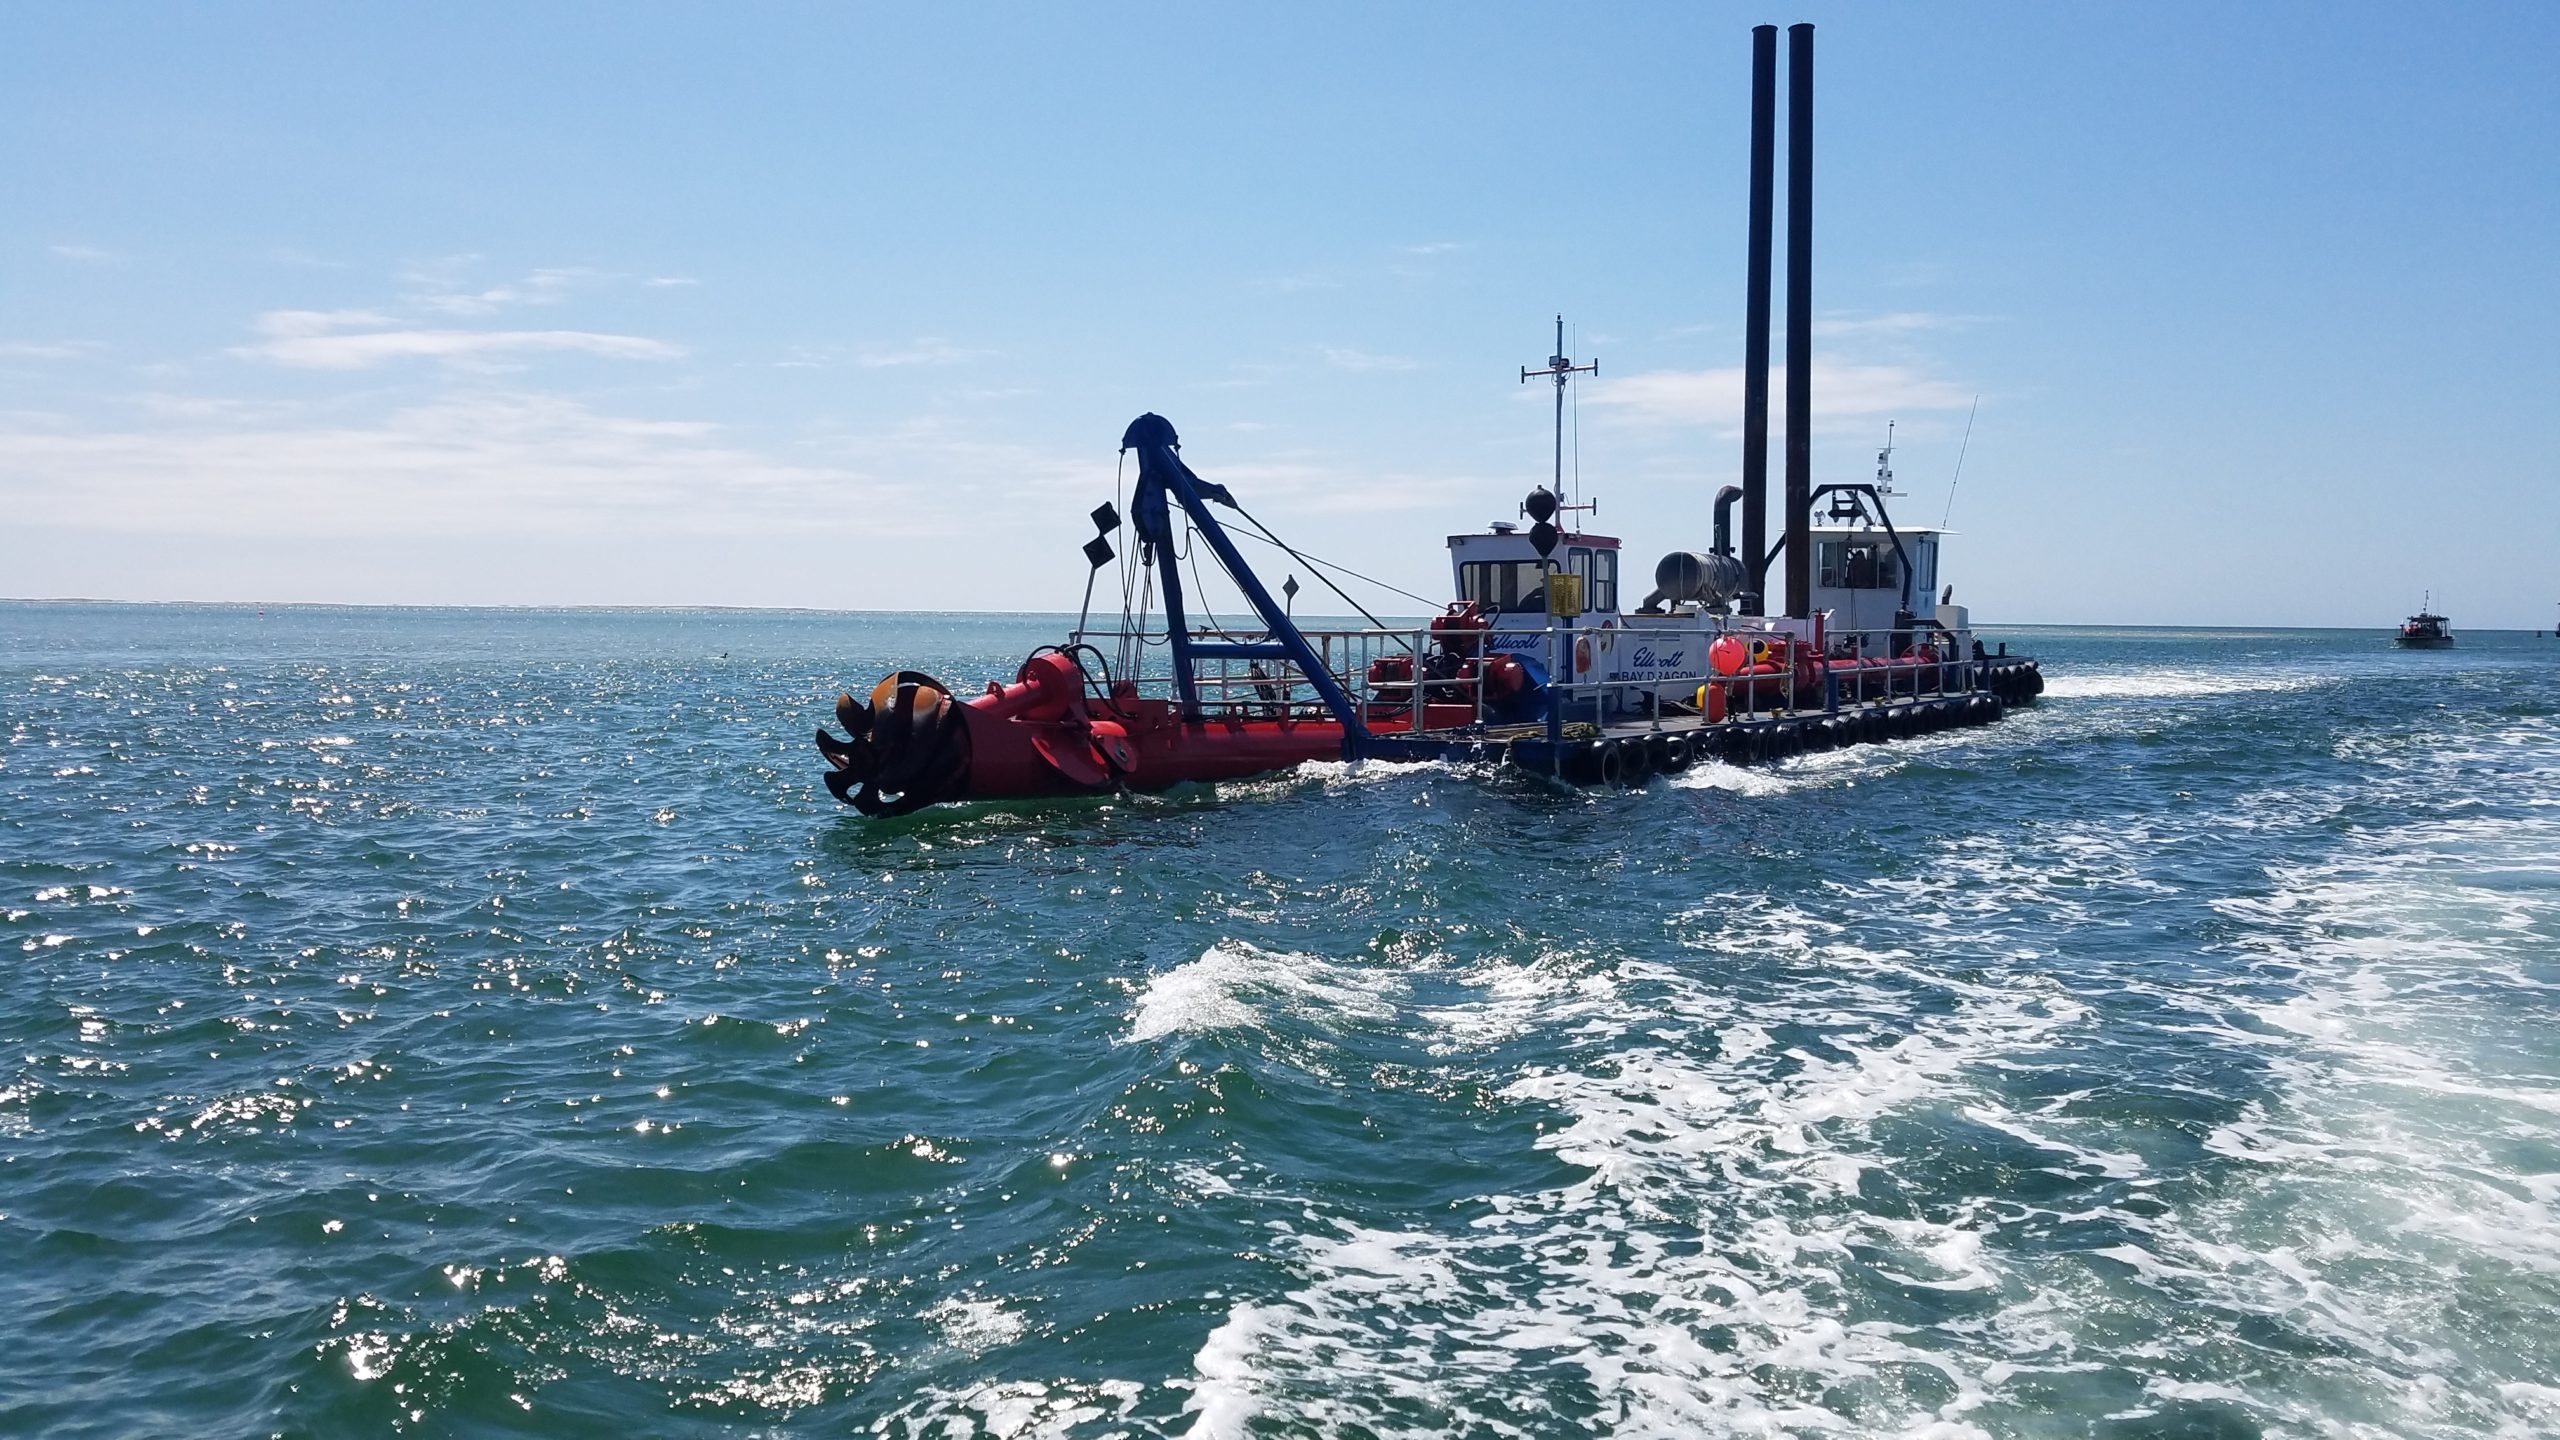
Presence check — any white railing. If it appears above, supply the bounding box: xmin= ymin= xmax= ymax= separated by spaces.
xmin=1059 ymin=616 xmax=1985 ymax=736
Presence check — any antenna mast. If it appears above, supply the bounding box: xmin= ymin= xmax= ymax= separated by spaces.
xmin=1522 ymin=315 xmax=1596 ymax=505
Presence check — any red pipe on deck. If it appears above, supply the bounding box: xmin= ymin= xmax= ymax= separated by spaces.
xmin=954 ymin=651 xmax=1344 ymax=799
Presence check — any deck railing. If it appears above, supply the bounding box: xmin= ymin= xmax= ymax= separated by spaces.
xmin=1062 ymin=617 xmax=1983 ymax=735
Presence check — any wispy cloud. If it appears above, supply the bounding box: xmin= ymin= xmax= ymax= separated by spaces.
xmin=1386 ymin=240 xmax=1470 ymax=281
xmin=1810 ymin=310 xmax=1985 ymax=339
xmin=255 ymin=309 xmax=396 ymax=337
xmin=231 ymin=310 xmax=684 ymax=370
xmin=406 ymin=263 xmax=607 ymax=316
xmin=50 ymin=244 xmax=123 ymax=265
xmin=0 ymin=393 xmax=903 ymax=538
xmin=771 ymin=338 xmax=988 ymax=370
xmin=1189 ymin=362 xmax=1291 ymax=391
xmin=1322 ymin=347 xmax=1416 ymax=372
xmin=0 ymin=340 xmax=103 ymax=361
xmin=130 ymin=393 xmax=310 ymax=423
xmin=1201 ymin=456 xmax=1480 ymax=515
xmin=1587 ymin=360 xmax=1972 ymax=428
xmin=644 ymin=275 xmax=699 ymax=288
xmin=267 ymin=247 xmax=355 ymax=270
xmin=856 ymin=338 xmax=986 ymax=369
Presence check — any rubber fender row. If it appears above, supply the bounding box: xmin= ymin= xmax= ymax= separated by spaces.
xmin=1709 ymin=693 xmax=2008 ymax=769
xmin=1979 ymin=658 xmax=2045 ymax=706
xmin=1559 ymin=730 xmax=1699 ymax=786
xmin=1554 ymin=691 xmax=2008 ymax=786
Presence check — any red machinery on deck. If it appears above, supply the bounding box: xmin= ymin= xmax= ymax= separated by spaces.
xmin=817 ymin=650 xmax=1350 ymax=817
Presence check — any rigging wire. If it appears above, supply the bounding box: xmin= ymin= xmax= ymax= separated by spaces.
xmin=1226 ymin=505 xmax=1416 ymax=637
xmin=1224 ymin=518 xmax=1438 ymax=610
xmin=1111 ymin=452 xmax=1139 ymax=681
xmin=1182 ymin=518 xmax=1234 ymax=641
xmin=1940 ymin=397 xmax=1979 ymax=529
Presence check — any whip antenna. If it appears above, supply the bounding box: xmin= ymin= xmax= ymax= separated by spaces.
xmin=1941 ymin=396 xmax=1978 ymax=529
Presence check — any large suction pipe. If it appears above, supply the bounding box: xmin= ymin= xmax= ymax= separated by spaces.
xmin=1783 ymin=22 xmax=1814 ymax=619
xmin=1739 ymin=24 xmax=1776 ymax=617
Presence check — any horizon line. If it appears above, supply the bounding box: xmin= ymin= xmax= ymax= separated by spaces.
xmin=7 ymin=595 xmax=2548 ymax=633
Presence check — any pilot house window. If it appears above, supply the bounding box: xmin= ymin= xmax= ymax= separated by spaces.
xmin=1459 ymin=560 xmax=1549 ymax=612
xmin=1567 ymin=548 xmax=1618 ymax=613
xmin=1460 ymin=551 xmax=1616 ymax=614
xmin=1817 ymin=541 xmax=1901 ymax=591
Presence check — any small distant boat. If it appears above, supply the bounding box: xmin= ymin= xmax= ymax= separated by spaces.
xmin=2396 ymin=594 xmax=2454 ymax=648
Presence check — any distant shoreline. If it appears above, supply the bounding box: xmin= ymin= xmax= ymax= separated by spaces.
xmin=8 ymin=596 xmax=2545 ymax=633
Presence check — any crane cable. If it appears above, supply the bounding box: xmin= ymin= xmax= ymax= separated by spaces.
xmin=1227 ymin=505 xmax=1435 ymax=623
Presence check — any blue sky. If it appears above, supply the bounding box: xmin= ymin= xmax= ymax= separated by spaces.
xmin=5 ymin=3 xmax=2555 ymax=626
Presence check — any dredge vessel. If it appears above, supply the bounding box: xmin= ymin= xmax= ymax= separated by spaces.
xmin=814 ymin=23 xmax=2044 ymax=817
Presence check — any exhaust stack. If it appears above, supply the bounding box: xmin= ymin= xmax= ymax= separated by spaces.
xmin=1783 ymin=22 xmax=1815 ymax=619
xmin=1738 ymin=24 xmax=1777 ymax=616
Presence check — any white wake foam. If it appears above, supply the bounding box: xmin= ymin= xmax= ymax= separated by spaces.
xmin=1182 ymin=933 xmax=2090 ymax=1437
xmin=1180 ymin=715 xmax=2560 ymax=1436
xmin=1126 ymin=940 xmax=1404 ymax=1044
xmin=2038 ymin=668 xmax=2335 ymax=700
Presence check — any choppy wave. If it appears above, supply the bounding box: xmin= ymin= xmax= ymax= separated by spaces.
xmin=1185 ymin=948 xmax=2090 ymax=1436
xmin=1127 ymin=940 xmax=1405 ymax=1044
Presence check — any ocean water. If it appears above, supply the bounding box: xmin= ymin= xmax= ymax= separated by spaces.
xmin=4 ymin=602 xmax=2557 ymax=1439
